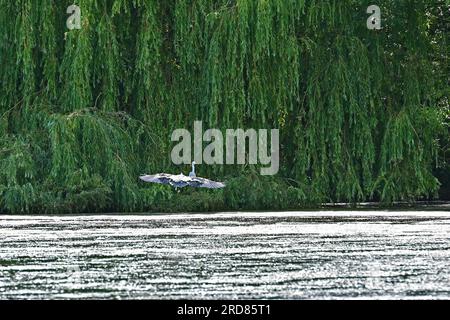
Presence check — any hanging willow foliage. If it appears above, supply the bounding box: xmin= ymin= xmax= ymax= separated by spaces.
xmin=0 ymin=0 xmax=448 ymax=213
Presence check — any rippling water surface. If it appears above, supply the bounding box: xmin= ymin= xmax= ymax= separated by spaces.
xmin=1 ymin=211 xmax=449 ymax=299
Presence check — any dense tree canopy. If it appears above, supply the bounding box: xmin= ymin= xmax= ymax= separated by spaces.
xmin=0 ymin=0 xmax=448 ymax=213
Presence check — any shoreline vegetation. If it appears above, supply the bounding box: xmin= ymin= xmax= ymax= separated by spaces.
xmin=1 ymin=202 xmax=450 ymax=216
xmin=145 ymin=200 xmax=450 ymax=214
xmin=0 ymin=1 xmax=449 ymax=214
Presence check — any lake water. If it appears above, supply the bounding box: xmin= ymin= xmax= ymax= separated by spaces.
xmin=0 ymin=211 xmax=449 ymax=299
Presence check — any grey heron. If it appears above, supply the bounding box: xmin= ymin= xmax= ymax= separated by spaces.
xmin=139 ymin=162 xmax=225 ymax=189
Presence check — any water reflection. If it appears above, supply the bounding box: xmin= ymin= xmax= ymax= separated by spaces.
xmin=0 ymin=212 xmax=449 ymax=299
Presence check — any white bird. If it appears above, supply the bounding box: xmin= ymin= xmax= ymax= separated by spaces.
xmin=139 ymin=162 xmax=225 ymax=189
xmin=189 ymin=161 xmax=196 ymax=177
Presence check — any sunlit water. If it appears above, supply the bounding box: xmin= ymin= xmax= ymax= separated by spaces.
xmin=0 ymin=211 xmax=449 ymax=299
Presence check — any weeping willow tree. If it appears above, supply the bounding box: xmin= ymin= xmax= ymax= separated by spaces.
xmin=0 ymin=0 xmax=448 ymax=214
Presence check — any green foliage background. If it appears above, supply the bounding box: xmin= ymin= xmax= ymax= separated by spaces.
xmin=0 ymin=0 xmax=448 ymax=213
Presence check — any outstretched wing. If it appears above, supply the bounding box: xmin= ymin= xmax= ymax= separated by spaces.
xmin=140 ymin=173 xmax=225 ymax=189
xmin=189 ymin=177 xmax=226 ymax=189
xmin=139 ymin=173 xmax=172 ymax=185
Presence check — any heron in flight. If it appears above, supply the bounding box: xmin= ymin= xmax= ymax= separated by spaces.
xmin=139 ymin=162 xmax=225 ymax=189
